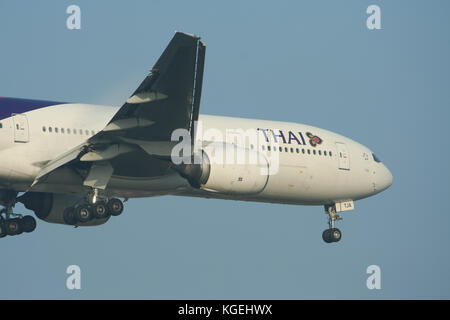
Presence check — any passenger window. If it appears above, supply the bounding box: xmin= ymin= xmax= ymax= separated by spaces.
xmin=324 ymin=151 xmax=327 ymax=156
xmin=262 ymin=145 xmax=265 ymax=150
xmin=85 ymin=130 xmax=89 ymax=135
xmin=302 ymin=149 xmax=305 ymax=154
xmin=267 ymin=146 xmax=271 ymax=151
xmin=61 ymin=128 xmax=65 ymax=134
xmin=73 ymin=129 xmax=77 ymax=135
xmin=0 ymin=123 xmax=2 ymax=128
xmin=307 ymin=149 xmax=310 ymax=155
xmin=296 ymin=148 xmax=299 ymax=153
xmin=285 ymin=147 xmax=288 ymax=152
xmin=313 ymin=150 xmax=316 ymax=155
xmin=42 ymin=126 xmax=46 ymax=132
xmin=329 ymin=151 xmax=332 ymax=157
xmin=318 ymin=150 xmax=321 ymax=155
xmin=55 ymin=128 xmax=59 ymax=133
xmin=79 ymin=129 xmax=82 ymax=135
xmin=67 ymin=128 xmax=71 ymax=134
xmin=49 ymin=127 xmax=53 ymax=133
xmin=290 ymin=147 xmax=293 ymax=153
xmin=279 ymin=147 xmax=282 ymax=152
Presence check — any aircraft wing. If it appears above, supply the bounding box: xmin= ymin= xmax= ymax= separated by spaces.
xmin=100 ymin=31 xmax=205 ymax=143
xmin=30 ymin=32 xmax=206 ymax=189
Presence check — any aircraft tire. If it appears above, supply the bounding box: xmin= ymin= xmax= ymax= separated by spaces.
xmin=330 ymin=228 xmax=342 ymax=242
xmin=21 ymin=215 xmax=37 ymax=233
xmin=5 ymin=218 xmax=22 ymax=236
xmin=107 ymin=198 xmax=124 ymax=216
xmin=63 ymin=207 xmax=77 ymax=225
xmin=0 ymin=221 xmax=7 ymax=238
xmin=322 ymin=229 xmax=333 ymax=243
xmin=74 ymin=204 xmax=93 ymax=223
xmin=322 ymin=228 xmax=342 ymax=243
xmin=93 ymin=201 xmax=110 ymax=219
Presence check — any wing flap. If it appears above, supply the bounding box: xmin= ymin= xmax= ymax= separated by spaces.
xmin=30 ymin=143 xmax=87 ymax=187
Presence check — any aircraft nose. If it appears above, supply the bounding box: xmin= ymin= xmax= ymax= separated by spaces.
xmin=377 ymin=165 xmax=393 ymax=192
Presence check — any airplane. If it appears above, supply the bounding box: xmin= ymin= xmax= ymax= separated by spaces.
xmin=0 ymin=32 xmax=392 ymax=243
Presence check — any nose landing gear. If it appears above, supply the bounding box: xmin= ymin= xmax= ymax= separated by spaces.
xmin=322 ymin=205 xmax=342 ymax=243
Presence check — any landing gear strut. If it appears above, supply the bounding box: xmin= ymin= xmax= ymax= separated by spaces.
xmin=322 ymin=205 xmax=342 ymax=243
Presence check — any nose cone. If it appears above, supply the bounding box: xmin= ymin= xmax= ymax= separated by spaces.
xmin=377 ymin=165 xmax=393 ymax=192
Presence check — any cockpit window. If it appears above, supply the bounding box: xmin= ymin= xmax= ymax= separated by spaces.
xmin=372 ymin=153 xmax=381 ymax=163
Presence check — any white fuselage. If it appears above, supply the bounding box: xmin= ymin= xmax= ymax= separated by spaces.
xmin=0 ymin=103 xmax=392 ymax=206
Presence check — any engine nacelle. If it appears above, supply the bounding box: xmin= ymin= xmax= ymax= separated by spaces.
xmin=180 ymin=142 xmax=269 ymax=195
xmin=20 ymin=192 xmax=109 ymax=226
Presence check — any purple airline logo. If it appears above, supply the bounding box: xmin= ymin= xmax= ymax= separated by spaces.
xmin=306 ymin=132 xmax=323 ymax=147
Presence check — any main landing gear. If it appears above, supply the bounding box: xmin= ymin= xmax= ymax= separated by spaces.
xmin=0 ymin=199 xmax=37 ymax=238
xmin=63 ymin=190 xmax=124 ymax=226
xmin=322 ymin=204 xmax=342 ymax=244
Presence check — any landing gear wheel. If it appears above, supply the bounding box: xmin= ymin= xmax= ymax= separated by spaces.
xmin=92 ymin=201 xmax=110 ymax=219
xmin=0 ymin=221 xmax=6 ymax=238
xmin=74 ymin=204 xmax=93 ymax=223
xmin=1 ymin=191 xmax=38 ymax=237
xmin=330 ymin=228 xmax=342 ymax=242
xmin=5 ymin=218 xmax=22 ymax=236
xmin=21 ymin=215 xmax=37 ymax=233
xmin=322 ymin=204 xmax=343 ymax=244
xmin=107 ymin=198 xmax=123 ymax=216
xmin=63 ymin=207 xmax=77 ymax=225
xmin=322 ymin=228 xmax=342 ymax=243
xmin=322 ymin=229 xmax=332 ymax=243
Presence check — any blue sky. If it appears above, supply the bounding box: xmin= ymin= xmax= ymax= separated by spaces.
xmin=1 ymin=0 xmax=449 ymax=299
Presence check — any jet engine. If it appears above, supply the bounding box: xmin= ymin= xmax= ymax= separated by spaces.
xmin=20 ymin=192 xmax=110 ymax=226
xmin=178 ymin=142 xmax=269 ymax=195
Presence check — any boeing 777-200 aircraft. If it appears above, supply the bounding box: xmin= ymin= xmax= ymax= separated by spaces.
xmin=0 ymin=32 xmax=392 ymax=243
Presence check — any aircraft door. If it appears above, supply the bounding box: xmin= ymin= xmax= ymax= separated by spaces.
xmin=335 ymin=142 xmax=350 ymax=170
xmin=12 ymin=114 xmax=30 ymax=143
